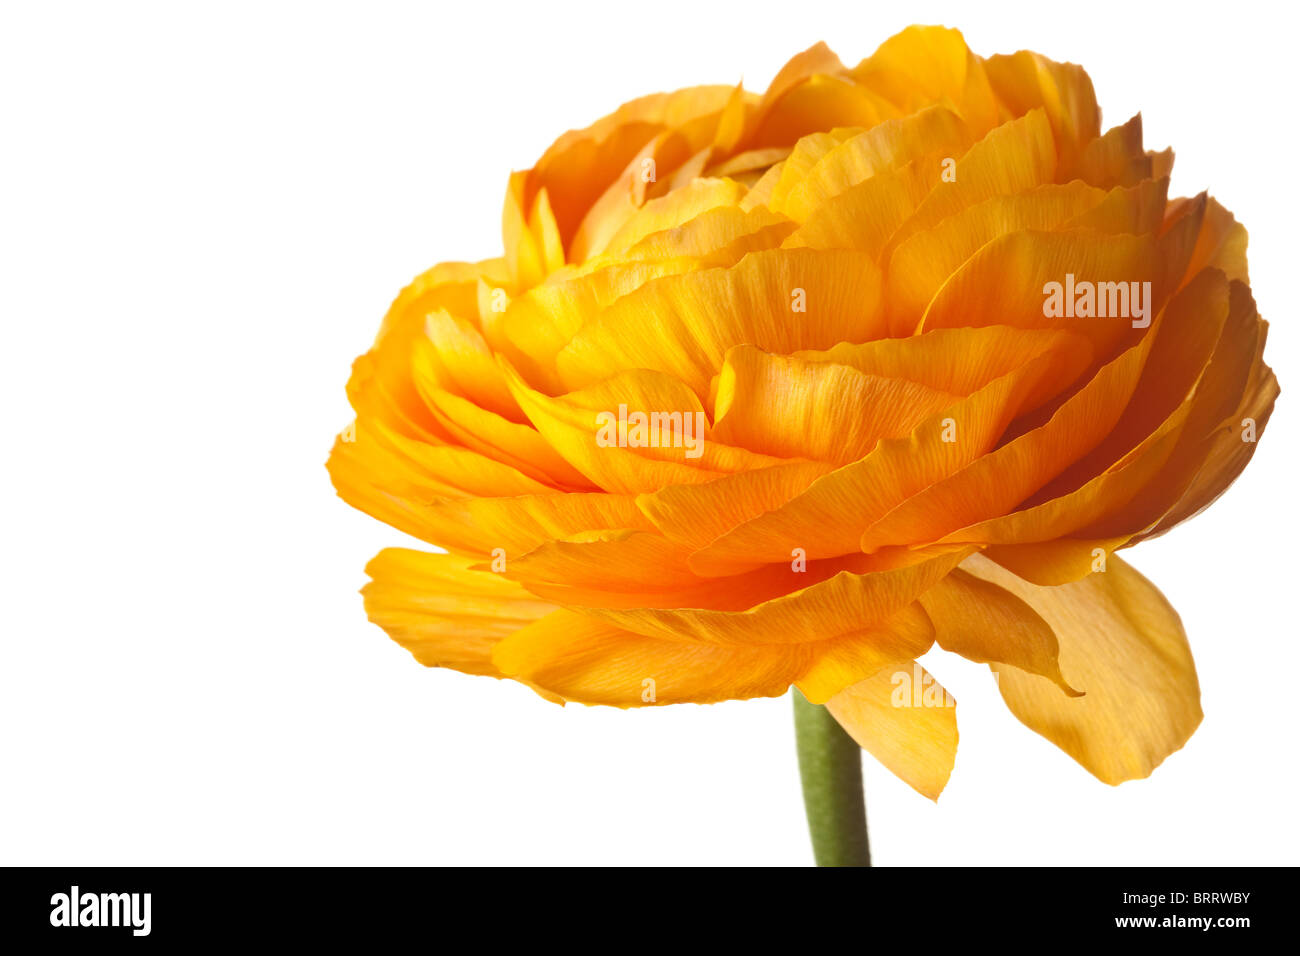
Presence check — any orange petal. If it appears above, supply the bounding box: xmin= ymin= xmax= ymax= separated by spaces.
xmin=419 ymin=308 xmax=521 ymax=421
xmin=775 ymin=105 xmax=972 ymax=221
xmin=1072 ymin=114 xmax=1152 ymax=187
xmin=983 ymin=51 xmax=1101 ymax=160
xmin=712 ymin=344 xmax=960 ymax=464
xmin=825 ymin=661 xmax=958 ymax=800
xmin=981 ymin=536 xmax=1132 ymax=587
xmin=1173 ymin=195 xmax=1249 ymax=288
xmin=600 ymin=177 xmax=747 ymax=257
xmin=797 ymin=324 xmax=1090 ymax=402
xmin=493 ymin=603 xmax=934 ymax=709
xmin=886 ymin=108 xmax=1058 ymax=262
xmin=492 ymin=610 xmax=814 ymax=706
xmin=417 ymin=384 xmax=592 ymax=489
xmin=1135 ymin=319 xmax=1278 ymax=541
xmin=408 ymin=492 xmax=655 ymax=558
xmin=781 ymin=152 xmax=941 ymax=256
xmin=691 ymin=335 xmax=1088 ymax=572
xmin=963 ymin=553 xmax=1201 ymax=785
xmin=350 ymin=260 xmax=504 ymax=439
xmin=919 ymin=567 xmax=1077 ymax=693
xmin=750 ymin=76 xmax=891 ymax=149
xmin=918 ymin=229 xmax=1159 ymax=355
xmin=636 ymin=459 xmax=835 ymax=551
xmin=363 ymin=548 xmax=556 ymax=674
xmin=795 ymin=602 xmax=936 ymax=703
xmin=885 ymin=181 xmax=1111 ymax=332
xmin=851 ymin=25 xmax=1000 ymax=134
xmin=527 ymin=84 xmax=739 ymax=245
xmin=556 ymin=247 xmax=886 ymax=397
xmin=619 ymin=203 xmax=794 ymax=262
xmin=327 ymin=418 xmax=554 ymax=543
xmin=497 ymin=529 xmax=815 ymax=611
xmin=583 ymin=545 xmax=970 ymax=645
xmin=567 ymin=130 xmax=695 ymax=262
xmin=937 ymin=406 xmax=1184 ymax=547
xmin=860 ymin=272 xmax=1223 ymax=553
xmin=1077 ymin=276 xmax=1260 ymax=537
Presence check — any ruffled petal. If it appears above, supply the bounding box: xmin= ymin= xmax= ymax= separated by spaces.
xmin=825 ymin=661 xmax=958 ymax=800
xmin=363 ymin=549 xmax=556 ymax=675
xmin=963 ymin=553 xmax=1201 ymax=785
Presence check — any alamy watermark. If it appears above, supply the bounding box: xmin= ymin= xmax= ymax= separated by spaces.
xmin=1043 ymin=274 xmax=1152 ymax=328
xmin=50 ymin=886 xmax=151 ymax=936
xmin=594 ymin=404 xmax=707 ymax=459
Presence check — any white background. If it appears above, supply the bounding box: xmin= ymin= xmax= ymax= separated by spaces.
xmin=2 ymin=0 xmax=1296 ymax=866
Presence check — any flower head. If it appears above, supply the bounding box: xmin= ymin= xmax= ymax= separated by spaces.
xmin=329 ymin=26 xmax=1278 ymax=798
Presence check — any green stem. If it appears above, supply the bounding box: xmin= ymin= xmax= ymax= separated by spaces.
xmin=792 ymin=690 xmax=870 ymax=867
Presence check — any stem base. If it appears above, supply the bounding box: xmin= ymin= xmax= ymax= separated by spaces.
xmin=792 ymin=690 xmax=870 ymax=867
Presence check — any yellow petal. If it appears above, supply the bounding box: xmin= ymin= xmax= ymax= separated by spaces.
xmin=799 ymin=324 xmax=1088 ymax=403
xmin=492 ymin=610 xmax=814 ymax=706
xmin=420 ymin=308 xmax=521 ymax=421
xmin=584 ymin=545 xmax=970 ymax=645
xmin=600 ymin=177 xmax=747 ymax=257
xmin=781 ymin=153 xmax=940 ymax=256
xmin=1072 ymin=114 xmax=1152 ymax=187
xmin=919 ymin=568 xmax=1077 ymax=693
xmin=750 ymin=75 xmax=890 ymax=149
xmin=776 ymin=105 xmax=972 ymax=221
xmin=937 ymin=407 xmax=1184 ymax=547
xmin=556 ymin=247 xmax=885 ymax=397
xmin=796 ymin=602 xmax=936 ymax=703
xmin=709 ymin=81 xmax=752 ymax=154
xmin=527 ymin=84 xmax=739 ymax=245
xmin=498 ymin=529 xmax=826 ymax=611
xmin=350 ymin=260 xmax=504 ymax=439
xmin=529 ymin=186 xmax=566 ymax=275
xmin=363 ymin=548 xmax=556 ymax=674
xmin=409 ymin=492 xmax=655 ymax=558
xmin=417 ymin=385 xmax=592 ymax=490
xmin=918 ymin=229 xmax=1159 ymax=355
xmin=963 ymin=553 xmax=1201 ymax=785
xmin=983 ymin=51 xmax=1101 ymax=160
xmin=503 ymin=171 xmax=548 ymax=289
xmin=885 ymin=181 xmax=1111 ymax=331
xmin=886 ymin=108 xmax=1057 ymax=261
xmin=567 ymin=129 xmax=694 ymax=262
xmin=706 ymin=146 xmax=790 ymax=178
xmin=1139 ymin=327 xmax=1278 ymax=540
xmin=501 ymin=361 xmax=784 ymax=494
xmin=712 ymin=344 xmax=960 ymax=464
xmin=766 ymin=129 xmax=860 ymax=214
xmin=1020 ymin=266 xmax=1228 ymax=497
xmin=756 ymin=42 xmax=847 ymax=120
xmin=486 ymin=256 xmax=702 ymax=393
xmin=493 ymin=603 xmax=933 ymax=708
xmin=852 ymin=25 xmax=1000 ymax=134
xmin=981 ymin=536 xmax=1132 ymax=586
xmin=619 ymin=204 xmax=794 ymax=263
xmin=859 ymin=290 xmax=1178 ymax=553
xmin=1065 ymin=176 xmax=1169 ymax=235
xmin=825 ymin=662 xmax=958 ymax=800
xmin=636 ymin=460 xmax=835 ymax=551
xmin=1073 ymin=274 xmax=1257 ymax=536
xmin=691 ymin=335 xmax=1087 ymax=572
xmin=327 ymin=418 xmax=554 ymax=543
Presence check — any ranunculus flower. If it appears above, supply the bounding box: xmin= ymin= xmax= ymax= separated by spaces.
xmin=329 ymin=26 xmax=1278 ymax=808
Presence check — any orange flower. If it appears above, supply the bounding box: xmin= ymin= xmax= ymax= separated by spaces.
xmin=329 ymin=26 xmax=1278 ymax=799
